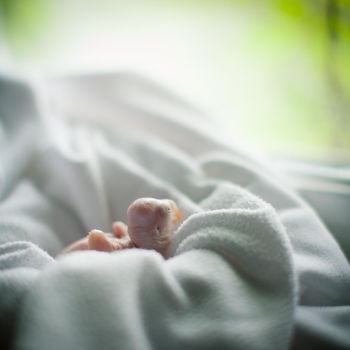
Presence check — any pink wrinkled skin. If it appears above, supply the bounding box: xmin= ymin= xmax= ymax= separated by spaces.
xmin=59 ymin=198 xmax=182 ymax=258
xmin=127 ymin=198 xmax=181 ymax=256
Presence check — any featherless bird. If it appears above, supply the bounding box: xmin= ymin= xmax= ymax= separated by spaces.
xmin=59 ymin=198 xmax=182 ymax=258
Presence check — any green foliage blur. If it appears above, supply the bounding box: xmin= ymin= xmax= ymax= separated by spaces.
xmin=0 ymin=0 xmax=48 ymax=54
xmin=0 ymin=0 xmax=349 ymax=161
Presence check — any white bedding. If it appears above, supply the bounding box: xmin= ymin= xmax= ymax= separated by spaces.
xmin=0 ymin=72 xmax=349 ymax=350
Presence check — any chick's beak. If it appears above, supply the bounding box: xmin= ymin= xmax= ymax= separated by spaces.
xmin=169 ymin=201 xmax=182 ymax=223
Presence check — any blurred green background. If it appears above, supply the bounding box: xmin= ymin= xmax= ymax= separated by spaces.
xmin=0 ymin=0 xmax=349 ymax=162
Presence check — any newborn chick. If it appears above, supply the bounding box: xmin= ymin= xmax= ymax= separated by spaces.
xmin=59 ymin=198 xmax=182 ymax=258
xmin=127 ymin=198 xmax=182 ymax=256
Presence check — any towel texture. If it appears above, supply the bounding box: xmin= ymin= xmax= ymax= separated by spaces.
xmin=0 ymin=73 xmax=349 ymax=350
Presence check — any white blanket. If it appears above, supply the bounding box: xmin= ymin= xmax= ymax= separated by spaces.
xmin=0 ymin=72 xmax=349 ymax=350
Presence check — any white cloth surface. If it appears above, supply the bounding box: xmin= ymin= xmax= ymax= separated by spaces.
xmin=0 ymin=73 xmax=349 ymax=350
